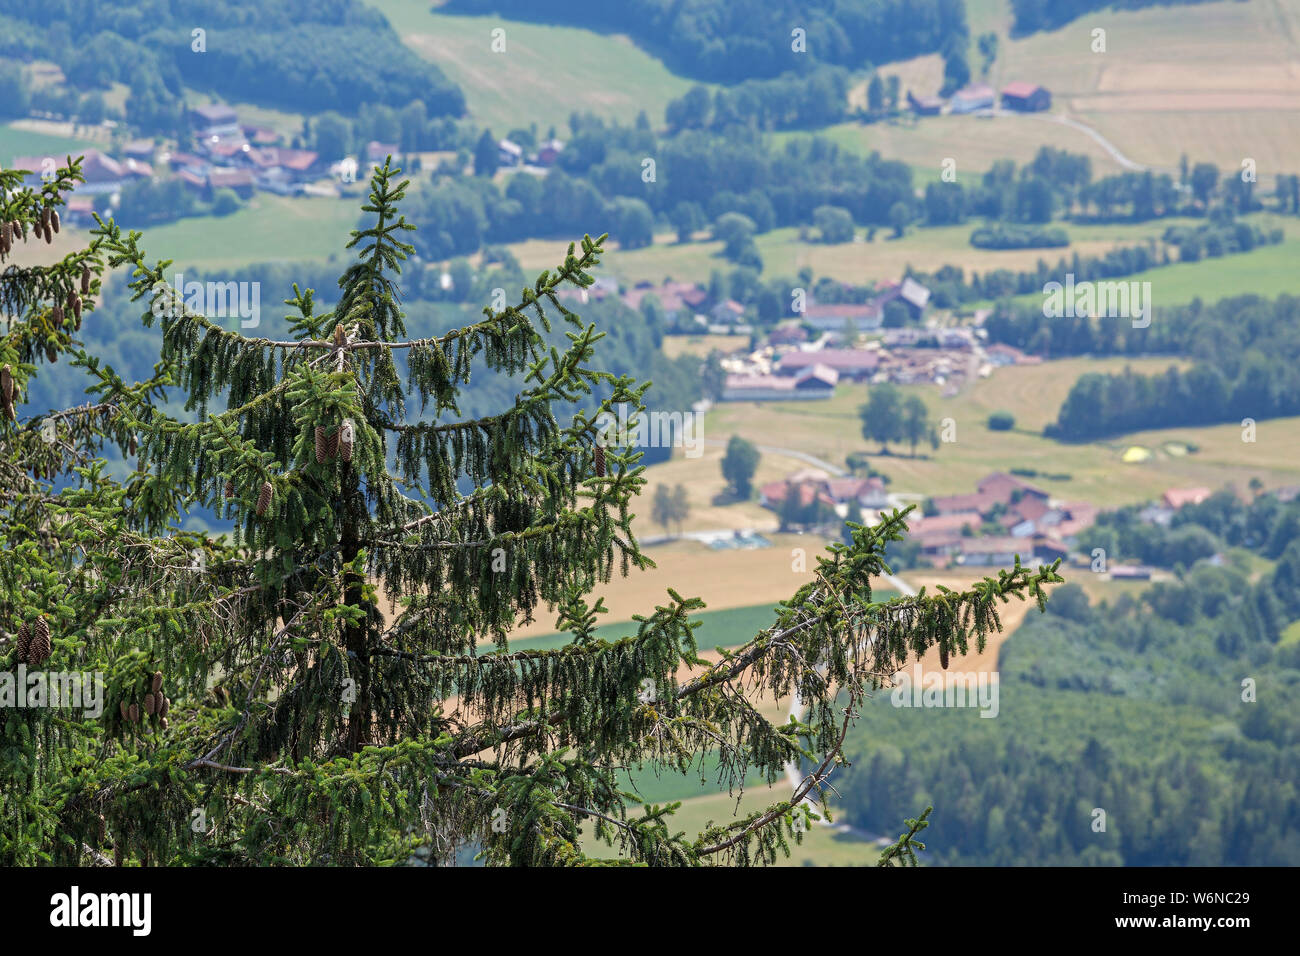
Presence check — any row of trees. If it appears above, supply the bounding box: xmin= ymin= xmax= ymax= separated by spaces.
xmin=449 ymin=0 xmax=969 ymax=83
xmin=1045 ymin=294 xmax=1300 ymax=440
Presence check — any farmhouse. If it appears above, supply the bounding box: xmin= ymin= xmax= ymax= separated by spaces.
xmin=950 ymin=83 xmax=995 ymax=114
xmin=536 ymin=138 xmax=565 ymax=166
xmin=1000 ymin=82 xmax=1051 ymax=112
xmin=207 ymin=167 xmax=257 ymax=199
xmin=1162 ymin=487 xmax=1212 ymax=509
xmin=190 ymin=103 xmax=240 ymax=138
xmin=907 ymin=91 xmax=945 ymax=116
xmin=722 ymin=365 xmax=838 ymax=401
xmin=760 ymin=470 xmax=888 ymax=512
xmin=776 ymin=348 xmax=879 ymax=381
xmin=872 ymin=277 xmax=931 ymax=321
xmin=498 ymin=139 xmax=523 ymax=167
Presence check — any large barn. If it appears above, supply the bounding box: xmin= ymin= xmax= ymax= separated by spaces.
xmin=1000 ymin=82 xmax=1051 ymax=112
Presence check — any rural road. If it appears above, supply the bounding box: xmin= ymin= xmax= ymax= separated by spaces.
xmin=1001 ymin=108 xmax=1177 ymax=176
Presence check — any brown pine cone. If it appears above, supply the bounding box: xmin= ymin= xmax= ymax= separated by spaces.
xmin=52 ymin=304 xmax=64 ymax=327
xmin=1 ymin=364 xmax=14 ymax=421
xmin=160 ymin=717 xmax=169 ymax=731
xmin=938 ymin=640 xmax=950 ymax=671
xmin=256 ymin=480 xmax=272 ymax=516
xmin=143 ymin=692 xmax=156 ymax=716
xmin=159 ymin=695 xmax=170 ymax=717
xmin=81 ymin=262 xmax=91 ymax=294
xmin=15 ymin=623 xmax=30 ymax=662
xmin=43 ymin=223 xmax=52 ymax=245
xmin=333 ymin=324 xmax=346 ymax=348
xmin=339 ymin=421 xmax=354 ymax=462
xmin=51 ymin=210 xmax=60 ymax=234
xmin=40 ymin=206 xmax=50 ymax=231
xmin=326 ymin=428 xmax=339 ymax=460
xmin=128 ymin=703 xmax=139 ymax=724
xmin=119 ymin=701 xmax=129 ymax=720
xmin=151 ymin=671 xmax=162 ymax=695
xmin=315 ymin=425 xmax=329 ymax=464
xmin=46 ymin=344 xmax=57 ymax=363
xmin=13 ymin=220 xmax=24 ymax=241
xmin=29 ymin=617 xmax=51 ymax=666
xmin=594 ymin=444 xmax=606 ymax=477
xmin=224 ymin=479 xmax=235 ymax=498
xmin=69 ymin=293 xmax=81 ymax=323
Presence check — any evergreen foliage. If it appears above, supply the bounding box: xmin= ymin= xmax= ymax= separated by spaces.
xmin=1 ymin=159 xmax=1060 ymax=866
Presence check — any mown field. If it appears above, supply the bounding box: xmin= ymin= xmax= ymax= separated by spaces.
xmin=0 ymin=120 xmax=100 ymax=165
xmin=503 ymin=216 xmax=1222 ymax=289
xmin=370 ymin=0 xmax=701 ymax=134
xmin=705 ymin=357 xmax=1300 ymax=509
xmin=868 ymin=0 xmax=1300 ymax=173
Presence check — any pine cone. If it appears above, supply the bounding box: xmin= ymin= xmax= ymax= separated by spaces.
xmin=43 ymin=223 xmax=52 ymax=245
xmin=69 ymin=293 xmax=82 ymax=323
xmin=51 ymin=210 xmax=60 ymax=234
xmin=81 ymin=262 xmax=91 ymax=295
xmin=13 ymin=220 xmax=24 ymax=241
xmin=15 ymin=623 xmax=30 ymax=662
xmin=119 ymin=701 xmax=129 ymax=720
xmin=333 ymin=324 xmax=346 ymax=348
xmin=40 ymin=206 xmax=50 ymax=231
xmin=160 ymin=717 xmax=169 ymax=731
xmin=52 ymin=304 xmax=64 ymax=327
xmin=29 ymin=617 xmax=51 ymax=666
xmin=256 ymin=480 xmax=272 ymax=516
xmin=159 ymin=695 xmax=170 ymax=717
xmin=315 ymin=425 xmax=329 ymax=464
xmin=143 ymin=692 xmax=156 ymax=716
xmin=339 ymin=420 xmax=354 ymax=463
xmin=224 ymin=479 xmax=235 ymax=498
xmin=1 ymin=364 xmax=14 ymax=421
xmin=938 ymin=640 xmax=950 ymax=671
xmin=151 ymin=671 xmax=162 ymax=695
xmin=326 ymin=428 xmax=339 ymax=460
xmin=128 ymin=703 xmax=139 ymax=724
xmin=594 ymin=443 xmax=606 ymax=477
xmin=128 ymin=435 xmax=138 ymax=456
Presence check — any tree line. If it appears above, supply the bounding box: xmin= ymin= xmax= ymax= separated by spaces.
xmin=446 ymin=0 xmax=969 ymax=83
xmin=1044 ymin=294 xmax=1300 ymax=440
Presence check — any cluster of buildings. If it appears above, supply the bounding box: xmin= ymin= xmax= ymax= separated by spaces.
xmin=11 ymin=103 xmax=388 ymax=225
xmin=907 ymin=81 xmax=1051 ymax=117
xmin=759 ymin=468 xmax=890 ymax=523
xmin=496 ymin=136 xmax=565 ymax=170
xmin=908 ymin=472 xmax=1094 ymax=567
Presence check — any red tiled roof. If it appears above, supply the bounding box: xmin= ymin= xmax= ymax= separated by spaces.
xmin=1001 ymin=82 xmax=1043 ymax=99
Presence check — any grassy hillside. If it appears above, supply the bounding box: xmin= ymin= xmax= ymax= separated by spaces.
xmin=369 ymin=0 xmax=701 ymax=133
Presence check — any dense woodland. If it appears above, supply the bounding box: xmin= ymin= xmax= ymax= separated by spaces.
xmin=1009 ymin=0 xmax=1218 ymax=36
xmin=0 ymin=0 xmax=464 ymax=131
xmin=839 ymin=516 xmax=1300 ymax=864
xmin=1038 ymin=295 xmax=1300 ymax=440
xmin=447 ymin=0 xmax=969 ymax=82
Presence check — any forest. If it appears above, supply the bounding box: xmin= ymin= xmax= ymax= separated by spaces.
xmin=0 ymin=0 xmax=464 ymax=130
xmin=445 ymin=0 xmax=969 ymax=82
xmin=838 ymin=497 xmax=1300 ymax=865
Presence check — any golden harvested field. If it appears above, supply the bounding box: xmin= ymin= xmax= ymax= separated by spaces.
xmin=507 ymin=533 xmax=824 ymax=640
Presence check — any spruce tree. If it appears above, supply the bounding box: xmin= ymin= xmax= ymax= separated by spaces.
xmin=2 ymin=159 xmax=1061 ymax=866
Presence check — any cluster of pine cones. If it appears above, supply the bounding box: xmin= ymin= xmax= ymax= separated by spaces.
xmin=314 ymin=420 xmax=355 ymax=464
xmin=119 ymin=671 xmax=171 ymax=730
xmin=0 ymin=207 xmax=60 ymax=255
xmin=13 ymin=617 xmax=52 ymax=666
